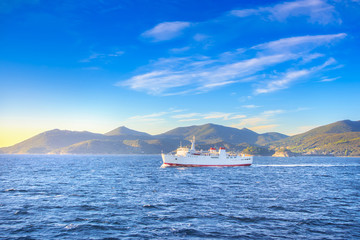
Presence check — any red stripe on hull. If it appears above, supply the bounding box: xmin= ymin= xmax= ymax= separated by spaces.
xmin=162 ymin=163 xmax=252 ymax=167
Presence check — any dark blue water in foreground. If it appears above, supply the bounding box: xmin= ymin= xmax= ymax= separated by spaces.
xmin=1 ymin=155 xmax=359 ymax=239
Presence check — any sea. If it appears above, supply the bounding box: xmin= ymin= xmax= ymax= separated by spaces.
xmin=0 ymin=155 xmax=359 ymax=239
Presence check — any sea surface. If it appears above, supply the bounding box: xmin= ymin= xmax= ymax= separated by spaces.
xmin=0 ymin=155 xmax=359 ymax=239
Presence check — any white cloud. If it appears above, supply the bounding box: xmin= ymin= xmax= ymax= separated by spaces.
xmin=170 ymin=46 xmax=191 ymax=53
xmin=120 ymin=32 xmax=345 ymax=96
xmin=82 ymin=66 xmax=101 ymax=70
xmin=253 ymin=33 xmax=346 ymax=52
xmin=141 ymin=21 xmax=191 ymax=42
xmin=319 ymin=76 xmax=341 ymax=82
xmin=172 ymin=113 xmax=200 ymax=119
xmin=262 ymin=110 xmax=285 ymax=116
xmin=202 ymin=81 xmax=237 ymax=89
xmin=253 ymin=56 xmax=340 ymax=94
xmin=311 ymin=57 xmax=337 ymax=71
xmin=171 ymin=112 xmax=246 ymax=121
xmin=231 ymin=108 xmax=286 ymax=130
xmin=129 ymin=111 xmax=169 ymax=120
xmin=80 ymin=50 xmax=124 ymax=63
xmin=193 ymin=33 xmax=209 ymax=42
xmin=242 ymin=105 xmax=260 ymax=109
xmin=120 ymin=70 xmax=192 ymax=95
xmin=255 ymin=69 xmax=310 ymax=94
xmin=231 ymin=0 xmax=339 ymax=24
xmin=120 ymin=53 xmax=299 ymax=95
xmin=203 ymin=112 xmax=232 ymax=120
xmin=301 ymin=53 xmax=325 ymax=63
xmin=231 ymin=8 xmax=260 ymax=18
xmin=294 ymin=107 xmax=310 ymax=112
xmin=129 ymin=109 xmax=183 ymax=121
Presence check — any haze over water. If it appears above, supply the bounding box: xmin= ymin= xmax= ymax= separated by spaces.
xmin=1 ymin=155 xmax=359 ymax=239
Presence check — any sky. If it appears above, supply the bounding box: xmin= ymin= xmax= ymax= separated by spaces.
xmin=1 ymin=0 xmax=360 ymax=147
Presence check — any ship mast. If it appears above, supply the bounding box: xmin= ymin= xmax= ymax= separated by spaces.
xmin=190 ymin=136 xmax=195 ymax=152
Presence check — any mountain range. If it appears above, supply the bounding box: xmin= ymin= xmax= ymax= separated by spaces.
xmin=1 ymin=120 xmax=359 ymax=156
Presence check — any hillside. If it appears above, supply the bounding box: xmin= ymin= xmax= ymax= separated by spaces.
xmin=52 ymin=139 xmax=182 ymax=155
xmin=256 ymin=132 xmax=288 ymax=145
xmin=274 ymin=132 xmax=360 ymax=156
xmin=105 ymin=126 xmax=151 ymax=137
xmin=0 ymin=129 xmax=105 ymax=154
xmin=157 ymin=123 xmax=285 ymax=145
xmin=273 ymin=120 xmax=360 ymax=156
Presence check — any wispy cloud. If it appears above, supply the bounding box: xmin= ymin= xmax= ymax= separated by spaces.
xmin=242 ymin=105 xmax=260 ymax=109
xmin=129 ymin=111 xmax=169 ymax=120
xmin=172 ymin=113 xmax=200 ymax=119
xmin=80 ymin=50 xmax=124 ymax=63
xmin=82 ymin=66 xmax=101 ymax=71
xmin=203 ymin=112 xmax=233 ymax=120
xmin=262 ymin=110 xmax=286 ymax=116
xmin=253 ymin=33 xmax=346 ymax=52
xmin=129 ymin=109 xmax=183 ymax=121
xmin=120 ymin=32 xmax=345 ymax=96
xmin=169 ymin=46 xmax=191 ymax=53
xmin=255 ymin=69 xmax=311 ymax=94
xmin=232 ymin=108 xmax=285 ymax=131
xmin=294 ymin=107 xmax=310 ymax=112
xmin=319 ymin=76 xmax=341 ymax=82
xmin=231 ymin=0 xmax=340 ymax=24
xmin=171 ymin=112 xmax=246 ymax=121
xmin=141 ymin=21 xmax=192 ymax=42
xmin=120 ymin=53 xmax=299 ymax=95
xmin=255 ymin=56 xmax=340 ymax=94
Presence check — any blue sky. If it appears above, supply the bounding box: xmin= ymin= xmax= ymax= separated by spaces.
xmin=1 ymin=0 xmax=360 ymax=146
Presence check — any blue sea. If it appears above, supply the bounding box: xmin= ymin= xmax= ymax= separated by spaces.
xmin=0 ymin=155 xmax=359 ymax=239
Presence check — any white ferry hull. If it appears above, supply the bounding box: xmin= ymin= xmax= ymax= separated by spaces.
xmin=161 ymin=153 xmax=253 ymax=167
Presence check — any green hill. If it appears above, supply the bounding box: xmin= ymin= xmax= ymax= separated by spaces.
xmin=52 ymin=138 xmax=182 ymax=154
xmin=157 ymin=123 xmax=285 ymax=145
xmin=256 ymin=132 xmax=288 ymax=145
xmin=273 ymin=120 xmax=360 ymax=156
xmin=275 ymin=132 xmax=360 ymax=156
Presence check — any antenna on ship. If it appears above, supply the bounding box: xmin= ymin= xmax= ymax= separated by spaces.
xmin=190 ymin=136 xmax=195 ymax=151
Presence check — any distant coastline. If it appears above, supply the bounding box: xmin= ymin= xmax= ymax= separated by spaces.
xmin=1 ymin=120 xmax=359 ymax=157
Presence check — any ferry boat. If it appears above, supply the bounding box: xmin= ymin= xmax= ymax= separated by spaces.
xmin=161 ymin=136 xmax=253 ymax=167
